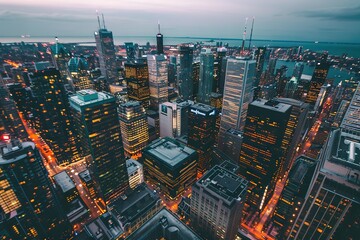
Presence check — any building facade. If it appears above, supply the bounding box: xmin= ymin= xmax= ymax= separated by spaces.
xmin=147 ymin=54 xmax=168 ymax=110
xmin=69 ymin=89 xmax=129 ymax=203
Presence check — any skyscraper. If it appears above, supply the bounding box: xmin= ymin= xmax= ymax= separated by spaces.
xmin=69 ymin=89 xmax=129 ymax=203
xmin=0 ymin=85 xmax=27 ymax=141
xmin=147 ymin=54 xmax=168 ymax=110
xmin=30 ymin=68 xmax=80 ymax=166
xmin=68 ymin=57 xmax=93 ymax=91
xmin=292 ymin=62 xmax=304 ymax=80
xmin=239 ymin=99 xmax=292 ymax=211
xmin=215 ymin=47 xmax=227 ymax=94
xmin=254 ymin=47 xmax=266 ymax=84
xmin=118 ymin=101 xmax=149 ymax=157
xmin=287 ymin=128 xmax=360 ymax=240
xmin=188 ymin=103 xmax=216 ymax=173
xmin=270 ymin=156 xmax=319 ymax=239
xmin=190 ymin=164 xmax=248 ymax=240
xmin=197 ymin=48 xmax=214 ymax=104
xmin=159 ymin=101 xmax=192 ymax=138
xmin=50 ymin=38 xmax=71 ymax=84
xmin=0 ymin=140 xmax=71 ymax=239
xmin=94 ymin=17 xmax=118 ymax=84
xmin=125 ymin=62 xmax=150 ymax=109
xmin=177 ymin=45 xmax=193 ymax=101
xmin=218 ymin=58 xmax=255 ymax=150
xmin=305 ymin=55 xmax=330 ymax=106
xmin=156 ymin=22 xmax=164 ymax=54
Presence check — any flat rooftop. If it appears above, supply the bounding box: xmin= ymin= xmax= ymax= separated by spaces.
xmin=126 ymin=208 xmax=202 ymax=240
xmin=145 ymin=138 xmax=196 ymax=167
xmin=108 ymin=184 xmax=159 ymax=224
xmin=126 ymin=159 xmax=142 ymax=174
xmin=197 ymin=165 xmax=248 ymax=203
xmin=191 ymin=103 xmax=216 ymax=114
xmin=251 ymin=99 xmax=292 ymax=113
xmin=0 ymin=141 xmax=35 ymax=165
xmin=69 ymin=90 xmax=114 ymax=108
xmin=53 ymin=171 xmax=75 ymax=193
xmin=85 ymin=212 xmax=123 ymax=240
xmin=78 ymin=170 xmax=92 ymax=183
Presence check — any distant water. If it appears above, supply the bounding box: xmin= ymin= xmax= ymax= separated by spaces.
xmin=1 ymin=36 xmax=360 ymax=58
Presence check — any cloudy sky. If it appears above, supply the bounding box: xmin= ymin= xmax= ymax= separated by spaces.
xmin=0 ymin=0 xmax=359 ymax=42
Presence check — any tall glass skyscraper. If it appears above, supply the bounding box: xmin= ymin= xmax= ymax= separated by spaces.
xmin=30 ymin=68 xmax=81 ymax=166
xmin=68 ymin=57 xmax=93 ymax=91
xmin=177 ymin=45 xmax=193 ymax=101
xmin=125 ymin=62 xmax=150 ymax=109
xmin=94 ymin=26 xmax=118 ymax=84
xmin=239 ymin=99 xmax=292 ymax=212
xmin=69 ymin=89 xmax=129 ymax=203
xmin=118 ymin=101 xmax=149 ymax=157
xmin=147 ymin=54 xmax=168 ymax=110
xmin=218 ymin=58 xmax=255 ymax=150
xmin=197 ymin=48 xmax=214 ymax=104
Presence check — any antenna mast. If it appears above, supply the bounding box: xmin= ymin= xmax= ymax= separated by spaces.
xmin=96 ymin=10 xmax=101 ymax=29
xmin=241 ymin=17 xmax=248 ymax=53
xmin=102 ymin=13 xmax=106 ymax=29
xmin=158 ymin=20 xmax=161 ymax=33
xmin=248 ymin=17 xmax=255 ymax=49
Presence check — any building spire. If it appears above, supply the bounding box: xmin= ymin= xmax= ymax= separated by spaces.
xmin=96 ymin=10 xmax=101 ymax=29
xmin=55 ymin=36 xmax=59 ymax=55
xmin=158 ymin=20 xmax=161 ymax=33
xmin=102 ymin=13 xmax=106 ymax=29
xmin=241 ymin=17 xmax=248 ymax=53
xmin=248 ymin=17 xmax=255 ymax=49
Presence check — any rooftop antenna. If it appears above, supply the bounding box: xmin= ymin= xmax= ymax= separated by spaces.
xmin=248 ymin=17 xmax=255 ymax=49
xmin=241 ymin=17 xmax=248 ymax=53
xmin=55 ymin=36 xmax=59 ymax=55
xmin=102 ymin=13 xmax=106 ymax=29
xmin=96 ymin=10 xmax=101 ymax=29
xmin=158 ymin=20 xmax=161 ymax=33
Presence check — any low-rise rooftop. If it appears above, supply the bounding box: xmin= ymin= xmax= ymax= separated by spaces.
xmin=126 ymin=208 xmax=202 ymax=240
xmin=144 ymin=137 xmax=196 ymax=167
xmin=53 ymin=171 xmax=75 ymax=193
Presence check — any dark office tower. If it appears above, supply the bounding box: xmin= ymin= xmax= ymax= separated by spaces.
xmin=271 ymin=156 xmax=319 ymax=240
xmin=192 ymin=61 xmax=200 ymax=97
xmin=94 ymin=19 xmax=118 ymax=84
xmin=215 ymin=47 xmax=227 ymax=93
xmin=284 ymin=76 xmax=298 ymax=98
xmin=125 ymin=62 xmax=150 ymax=109
xmin=263 ymin=57 xmax=277 ymax=84
xmin=69 ymin=90 xmax=128 ymax=203
xmin=190 ymin=164 xmax=248 ymax=240
xmin=30 ymin=68 xmax=80 ymax=166
xmin=197 ymin=48 xmax=214 ymax=104
xmin=188 ymin=103 xmax=216 ymax=172
xmin=0 ymin=85 xmax=27 ymax=140
xmin=6 ymin=83 xmax=27 ymax=114
xmin=147 ymin=54 xmax=168 ymax=110
xmin=288 ymin=128 xmax=360 ymax=240
xmin=156 ymin=22 xmax=164 ymax=54
xmin=143 ymin=137 xmax=197 ymax=199
xmin=177 ymin=45 xmax=194 ymax=100
xmin=275 ymin=65 xmax=288 ymax=96
xmin=218 ymin=58 xmax=255 ymax=150
xmin=50 ymin=38 xmax=71 ymax=83
xmin=118 ymin=101 xmax=149 ymax=157
xmin=168 ymin=61 xmax=177 ymax=87
xmin=218 ymin=57 xmax=228 ymax=94
xmin=254 ymin=47 xmax=266 ymax=84
xmin=275 ymin=98 xmax=309 ymax=169
xmin=125 ymin=42 xmax=135 ymax=62
xmin=292 ymin=62 xmax=304 ymax=80
xmin=239 ymin=99 xmax=292 ymax=211
xmin=68 ymin=57 xmax=93 ymax=91
xmin=305 ymin=57 xmax=330 ymax=106
xmin=0 ymin=141 xmax=71 ymax=239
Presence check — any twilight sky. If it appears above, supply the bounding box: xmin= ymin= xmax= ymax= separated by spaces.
xmin=0 ymin=0 xmax=360 ymax=42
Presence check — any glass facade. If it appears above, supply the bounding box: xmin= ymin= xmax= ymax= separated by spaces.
xmin=198 ymin=48 xmax=214 ymax=104
xmin=147 ymin=54 xmax=168 ymax=110
xmin=118 ymin=101 xmax=149 ymax=157
xmin=177 ymin=45 xmax=194 ymax=101
xmin=69 ymin=90 xmax=129 ymax=203
xmin=125 ymin=62 xmax=150 ymax=109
